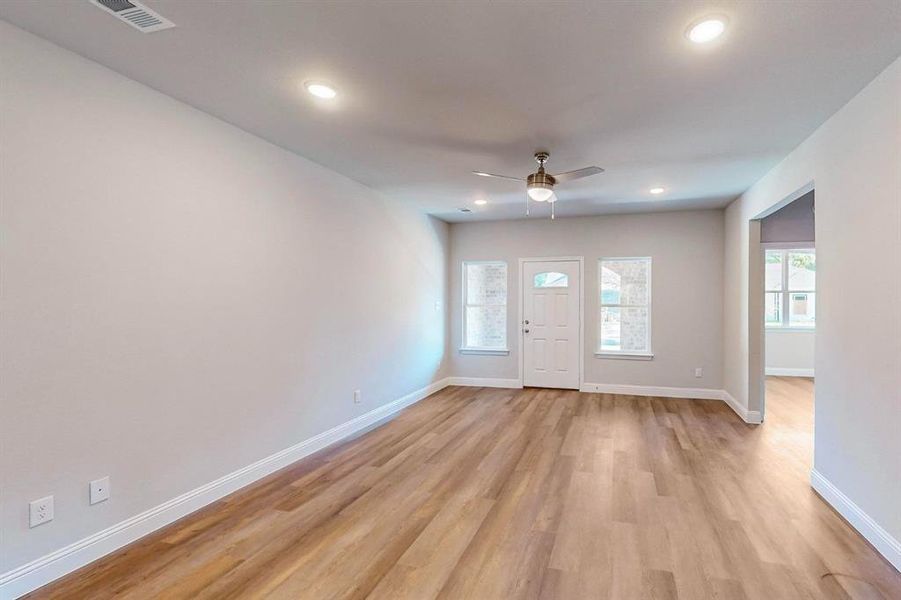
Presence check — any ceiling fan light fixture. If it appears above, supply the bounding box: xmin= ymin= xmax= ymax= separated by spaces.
xmin=472 ymin=152 xmax=603 ymax=218
xmin=527 ymin=184 xmax=555 ymax=202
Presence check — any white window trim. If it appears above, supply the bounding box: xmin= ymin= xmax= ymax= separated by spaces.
xmin=459 ymin=347 xmax=510 ymax=356
xmin=596 ymin=256 xmax=652 ymax=358
xmin=761 ymin=241 xmax=815 ymax=249
xmin=766 ymin=327 xmax=814 ymax=334
xmin=594 ymin=351 xmax=654 ymax=360
xmin=765 ymin=248 xmax=815 ymax=330
xmin=461 ymin=260 xmax=509 ymax=354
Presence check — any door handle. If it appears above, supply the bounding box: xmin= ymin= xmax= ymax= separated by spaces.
xmin=524 ymin=328 xmax=530 ymax=334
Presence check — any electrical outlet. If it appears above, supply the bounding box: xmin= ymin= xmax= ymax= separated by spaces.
xmin=434 ymin=300 xmax=441 ymax=312
xmin=353 ymin=389 xmax=362 ymax=404
xmin=29 ymin=496 xmax=54 ymax=528
xmin=90 ymin=476 xmax=111 ymax=505
xmin=695 ymin=367 xmax=703 ymax=378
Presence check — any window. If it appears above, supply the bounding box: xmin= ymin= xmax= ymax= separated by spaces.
xmin=765 ymin=248 xmax=815 ymax=328
xmin=533 ymin=271 xmax=569 ymax=288
xmin=598 ymin=258 xmax=651 ymax=357
xmin=462 ymin=261 xmax=507 ymax=353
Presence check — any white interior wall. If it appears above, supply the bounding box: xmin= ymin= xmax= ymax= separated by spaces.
xmin=765 ymin=330 xmax=814 ymax=375
xmin=449 ymin=210 xmax=725 ymax=391
xmin=0 ymin=22 xmax=449 ymax=574
xmin=723 ymin=57 xmax=900 ymax=555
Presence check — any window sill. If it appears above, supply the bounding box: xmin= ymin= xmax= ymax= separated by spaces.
xmin=459 ymin=348 xmax=510 ymax=356
xmin=594 ymin=352 xmax=654 ymax=361
xmin=766 ymin=327 xmax=815 ymax=333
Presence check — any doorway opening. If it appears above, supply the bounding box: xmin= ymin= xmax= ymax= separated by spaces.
xmin=753 ymin=188 xmax=815 ymax=429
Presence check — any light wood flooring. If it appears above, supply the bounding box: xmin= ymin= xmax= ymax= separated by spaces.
xmin=26 ymin=377 xmax=901 ymax=599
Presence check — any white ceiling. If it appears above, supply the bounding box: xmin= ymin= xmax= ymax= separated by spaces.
xmin=2 ymin=1 xmax=899 ymax=222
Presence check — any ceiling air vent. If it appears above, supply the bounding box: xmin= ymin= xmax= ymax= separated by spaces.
xmin=90 ymin=0 xmax=175 ymax=33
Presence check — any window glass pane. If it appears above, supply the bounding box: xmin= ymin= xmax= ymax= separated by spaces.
xmin=620 ymin=307 xmax=649 ymax=352
xmin=600 ymin=306 xmax=649 ymax=353
xmin=600 ymin=269 xmax=620 ymax=304
xmin=789 ymin=292 xmax=815 ymax=327
xmin=600 ymin=307 xmax=621 ymax=351
xmin=765 ymin=250 xmax=783 ymax=291
xmin=465 ymin=263 xmax=506 ymax=305
xmin=534 ymin=272 xmax=568 ymax=288
xmin=601 ymin=259 xmax=648 ymax=305
xmin=464 ymin=262 xmax=507 ymax=348
xmin=765 ymin=292 xmax=782 ymax=326
xmin=788 ymin=251 xmax=815 ymax=290
xmin=600 ymin=288 xmax=620 ymax=304
xmin=599 ymin=258 xmax=650 ymax=353
xmin=465 ymin=306 xmax=506 ymax=348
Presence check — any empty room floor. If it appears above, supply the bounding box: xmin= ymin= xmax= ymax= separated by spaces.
xmin=27 ymin=379 xmax=900 ymax=599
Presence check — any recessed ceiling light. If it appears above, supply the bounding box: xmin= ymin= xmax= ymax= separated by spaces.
xmin=649 ymin=187 xmax=666 ymax=195
xmin=474 ymin=199 xmax=488 ymax=205
xmin=687 ymin=17 xmax=726 ymax=44
xmin=473 ymin=171 xmax=492 ymax=177
xmin=304 ymin=81 xmax=337 ymax=99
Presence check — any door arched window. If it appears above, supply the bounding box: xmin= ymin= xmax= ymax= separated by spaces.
xmin=533 ymin=272 xmax=569 ymax=288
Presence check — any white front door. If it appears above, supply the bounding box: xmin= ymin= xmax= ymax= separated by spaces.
xmin=522 ymin=260 xmax=581 ymax=389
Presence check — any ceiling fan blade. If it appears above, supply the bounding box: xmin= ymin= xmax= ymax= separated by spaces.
xmin=472 ymin=171 xmax=524 ymax=181
xmin=552 ymin=166 xmax=605 ymax=183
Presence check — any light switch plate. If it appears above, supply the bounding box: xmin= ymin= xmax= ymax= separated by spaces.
xmin=29 ymin=496 xmax=54 ymax=528
xmin=90 ymin=476 xmax=111 ymax=505
xmin=353 ymin=390 xmax=362 ymax=404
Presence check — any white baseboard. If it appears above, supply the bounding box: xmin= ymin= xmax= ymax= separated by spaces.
xmin=720 ymin=389 xmax=763 ymax=424
xmin=0 ymin=377 xmax=452 ymax=600
xmin=448 ymin=376 xmax=523 ymax=389
xmin=580 ymin=383 xmax=762 ymax=425
xmin=447 ymin=379 xmax=763 ymax=426
xmin=449 ymin=379 xmax=764 ymax=426
xmin=765 ymin=367 xmax=814 ymax=377
xmin=810 ymin=469 xmax=901 ymax=571
xmin=579 ymin=382 xmax=723 ymax=400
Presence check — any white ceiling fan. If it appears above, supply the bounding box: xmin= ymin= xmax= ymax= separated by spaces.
xmin=474 ymin=152 xmax=604 ymax=219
